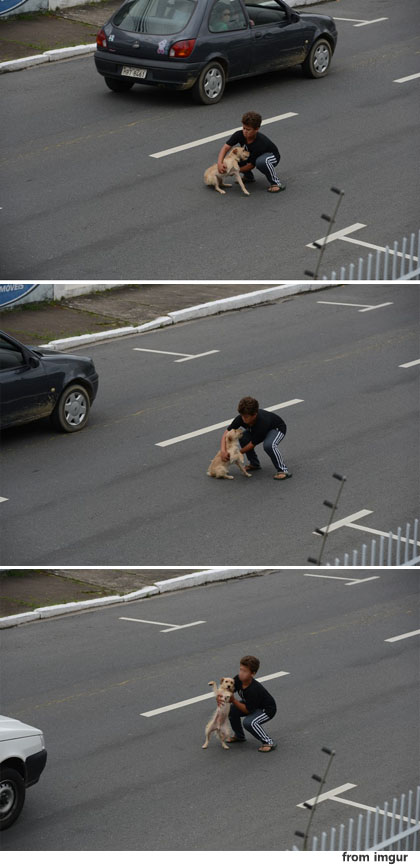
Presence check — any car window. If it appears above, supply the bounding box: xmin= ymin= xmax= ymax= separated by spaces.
xmin=113 ymin=0 xmax=197 ymax=35
xmin=244 ymin=0 xmax=287 ymax=25
xmin=209 ymin=0 xmax=248 ymax=32
xmin=0 ymin=338 xmax=25 ymax=371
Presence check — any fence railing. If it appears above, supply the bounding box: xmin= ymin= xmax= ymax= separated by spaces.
xmin=322 ymin=230 xmax=420 ymax=281
xmin=326 ymin=519 xmax=420 ymax=566
xmin=292 ymin=787 xmax=420 ymax=851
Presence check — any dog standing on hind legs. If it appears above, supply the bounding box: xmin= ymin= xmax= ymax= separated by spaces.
xmin=202 ymin=678 xmax=235 ymax=750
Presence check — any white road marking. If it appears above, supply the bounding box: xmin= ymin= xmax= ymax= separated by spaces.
xmin=318 ymin=510 xmax=420 ymax=548
xmin=155 ymin=399 xmax=304 ymax=447
xmin=133 ymin=347 xmax=219 ymax=362
xmin=308 ymin=223 xmax=418 ymax=261
xmin=384 ymin=629 xmax=420 ymax=643
xmin=399 ymin=359 xmax=420 ymax=368
xmin=298 ymin=783 xmax=417 ymax=824
xmin=141 ymin=671 xmax=290 ymax=716
xmin=307 ymin=223 xmax=366 ymax=248
xmin=317 ymin=301 xmax=393 ymax=312
xmin=297 ymin=783 xmax=357 ymax=807
xmin=0 ymin=497 xmax=8 ymax=504
xmin=120 ymin=616 xmax=206 ymax=632
xmin=394 ymin=72 xmax=420 ymax=83
xmin=150 ymin=113 xmax=298 ymax=158
xmin=334 ymin=17 xmax=388 ymax=27
xmin=304 ymin=573 xmax=381 ymax=586
xmin=315 ymin=509 xmax=373 ymax=534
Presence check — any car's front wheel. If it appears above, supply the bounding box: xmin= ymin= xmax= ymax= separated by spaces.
xmin=52 ymin=384 xmax=91 ymax=433
xmin=0 ymin=768 xmax=26 ymax=831
xmin=192 ymin=62 xmax=226 ymax=105
xmin=104 ymin=76 xmax=134 ymax=92
xmin=302 ymin=39 xmax=332 ymax=78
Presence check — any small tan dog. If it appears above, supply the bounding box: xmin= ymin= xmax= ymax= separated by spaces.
xmin=204 ymin=145 xmax=250 ymax=196
xmin=207 ymin=428 xmax=252 ymax=480
xmin=202 ymin=678 xmax=235 ymax=750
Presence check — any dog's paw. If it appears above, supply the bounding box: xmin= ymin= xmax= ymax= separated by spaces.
xmin=244 ymin=190 xmax=250 ymax=196
xmin=202 ymin=744 xmax=208 ymax=749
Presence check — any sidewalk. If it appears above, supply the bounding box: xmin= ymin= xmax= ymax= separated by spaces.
xmin=0 ymin=0 xmax=119 ymax=63
xmin=0 ymin=0 xmax=328 ymax=64
xmin=0 ymin=283 xmax=278 ymax=345
xmin=0 ymin=569 xmax=207 ymax=616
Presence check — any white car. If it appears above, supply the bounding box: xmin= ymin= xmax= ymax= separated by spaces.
xmin=0 ymin=715 xmax=47 ymax=830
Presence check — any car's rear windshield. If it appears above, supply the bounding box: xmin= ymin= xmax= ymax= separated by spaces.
xmin=113 ymin=0 xmax=197 ymax=34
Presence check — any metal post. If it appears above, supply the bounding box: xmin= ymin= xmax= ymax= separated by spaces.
xmin=384 ymin=246 xmax=390 ymax=279
xmin=400 ymin=237 xmax=407 ymax=278
xmin=396 ymin=527 xmax=402 ymax=565
xmin=349 ymin=262 xmax=355 ymax=280
xmin=373 ymin=806 xmax=380 ymax=848
xmin=404 ymin=523 xmax=410 ymax=563
xmin=387 ymin=531 xmax=393 ymax=566
xmin=357 ymin=257 xmax=364 ymax=280
xmin=382 ymin=801 xmax=389 ymax=843
xmin=338 ymin=824 xmax=345 ymax=851
xmin=412 ymin=519 xmax=418 ymax=559
xmin=375 ymin=249 xmax=381 ymax=280
xmin=356 ymin=813 xmax=364 ymax=849
xmin=370 ymin=538 xmax=376 ymax=566
xmin=366 ymin=253 xmax=373 ymax=280
xmin=348 ymin=817 xmax=354 ymax=850
xmin=379 ymin=533 xmax=385 ymax=567
xmin=364 ymin=808 xmax=372 ymax=849
xmin=353 ymin=549 xmax=358 ymax=566
xmin=361 ymin=543 xmax=367 ymax=566
xmin=392 ymin=241 xmax=398 ymax=280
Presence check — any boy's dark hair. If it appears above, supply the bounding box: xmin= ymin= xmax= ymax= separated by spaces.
xmin=240 ymin=655 xmax=260 ymax=674
xmin=238 ymin=396 xmax=259 ymax=415
xmin=242 ymin=111 xmax=262 ymax=130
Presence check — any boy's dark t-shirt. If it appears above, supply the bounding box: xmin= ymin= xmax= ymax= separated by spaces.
xmin=228 ymin=408 xmax=286 ymax=445
xmin=234 ymin=675 xmax=277 ymax=717
xmin=225 ymin=130 xmax=281 ymax=166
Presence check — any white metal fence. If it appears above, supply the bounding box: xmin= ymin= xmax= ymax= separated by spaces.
xmin=326 ymin=519 xmax=420 ymax=566
xmin=322 ymin=230 xmax=420 ymax=281
xmin=292 ymin=786 xmax=420 ymax=851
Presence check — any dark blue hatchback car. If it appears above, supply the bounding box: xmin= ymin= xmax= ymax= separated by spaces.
xmin=94 ymin=0 xmax=337 ymax=103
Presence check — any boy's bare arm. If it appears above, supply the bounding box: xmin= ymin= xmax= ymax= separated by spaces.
xmin=240 ymin=441 xmax=255 ymax=454
xmin=217 ymin=143 xmax=230 ymax=173
xmin=231 ymin=696 xmax=248 ymax=714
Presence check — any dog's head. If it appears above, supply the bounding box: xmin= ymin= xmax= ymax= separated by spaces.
xmin=230 ymin=145 xmax=249 ymax=161
xmin=226 ymin=429 xmax=242 ymax=445
xmin=220 ymin=677 xmax=235 ymax=693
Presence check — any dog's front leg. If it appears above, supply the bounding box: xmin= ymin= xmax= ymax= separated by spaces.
xmin=214 ymin=177 xmax=227 ymax=195
xmin=234 ymin=169 xmax=250 ymax=196
xmin=236 ymin=460 xmax=251 ymax=477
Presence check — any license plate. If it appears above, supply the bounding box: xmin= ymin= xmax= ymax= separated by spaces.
xmin=121 ymin=66 xmax=147 ymax=79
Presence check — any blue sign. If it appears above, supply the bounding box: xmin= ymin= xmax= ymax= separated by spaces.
xmin=0 ymin=284 xmax=39 ymax=307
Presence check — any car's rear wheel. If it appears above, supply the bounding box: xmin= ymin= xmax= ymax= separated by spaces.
xmin=192 ymin=62 xmax=225 ymax=104
xmin=0 ymin=768 xmax=26 ymax=831
xmin=52 ymin=384 xmax=91 ymax=433
xmin=104 ymin=76 xmax=134 ymax=92
xmin=302 ymin=39 xmax=332 ymax=78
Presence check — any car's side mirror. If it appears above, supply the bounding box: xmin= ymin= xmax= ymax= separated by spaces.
xmin=290 ymin=11 xmax=299 ymax=22
xmin=28 ymin=355 xmax=40 ymax=368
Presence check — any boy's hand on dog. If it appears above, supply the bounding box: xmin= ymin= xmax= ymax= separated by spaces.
xmin=218 ymin=163 xmax=227 ymax=174
xmin=221 ymin=450 xmax=229 ymax=461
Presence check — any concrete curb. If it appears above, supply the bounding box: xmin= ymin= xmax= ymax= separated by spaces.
xmin=40 ymin=283 xmax=339 ymax=352
xmin=0 ymin=43 xmax=95 ymax=73
xmin=0 ymin=568 xmax=258 ymax=627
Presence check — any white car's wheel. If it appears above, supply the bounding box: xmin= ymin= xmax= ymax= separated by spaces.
xmin=0 ymin=768 xmax=25 ymax=831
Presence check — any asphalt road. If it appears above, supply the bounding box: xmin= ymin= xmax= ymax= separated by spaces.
xmin=1 ymin=284 xmax=419 ymax=565
xmin=2 ymin=570 xmax=419 ymax=850
xmin=1 ymin=0 xmax=419 ymax=279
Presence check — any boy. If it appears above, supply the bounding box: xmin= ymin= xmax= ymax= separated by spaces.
xmin=216 ymin=110 xmax=285 ymax=193
xmin=218 ymin=655 xmax=277 ymax=752
xmin=220 ymin=396 xmax=292 ymax=480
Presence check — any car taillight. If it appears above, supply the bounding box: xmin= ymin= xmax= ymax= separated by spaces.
xmin=169 ymin=39 xmax=196 ymax=58
xmin=97 ymin=28 xmax=108 ymax=50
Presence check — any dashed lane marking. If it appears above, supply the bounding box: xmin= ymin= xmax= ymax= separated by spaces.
xmin=141 ymin=671 xmax=290 ymax=716
xmin=155 ymin=399 xmax=303 ymax=447
xmin=150 ymin=113 xmax=298 ymax=158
